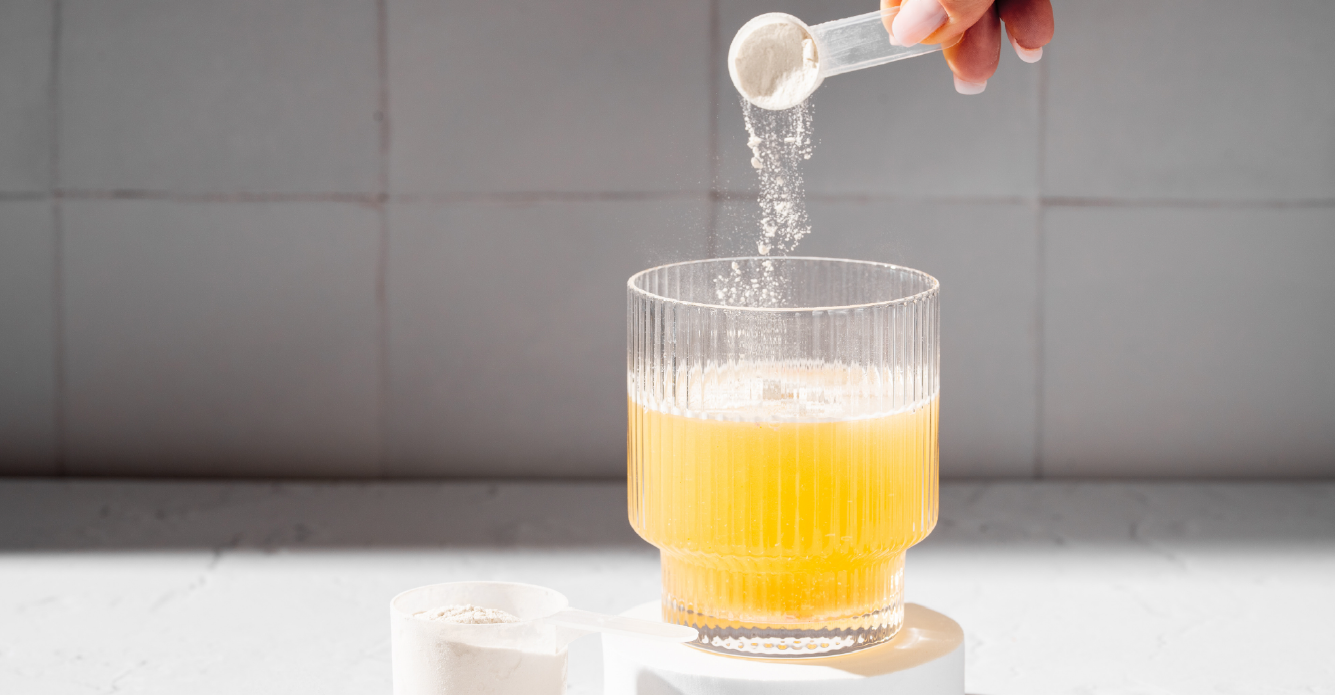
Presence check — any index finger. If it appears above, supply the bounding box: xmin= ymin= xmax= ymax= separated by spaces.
xmin=880 ymin=0 xmax=903 ymax=39
xmin=883 ymin=0 xmax=995 ymax=48
xmin=998 ymin=0 xmax=1054 ymax=50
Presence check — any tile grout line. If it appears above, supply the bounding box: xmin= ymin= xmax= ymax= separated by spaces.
xmin=800 ymin=193 xmax=1033 ymax=205
xmin=50 ymin=0 xmax=66 ymax=477
xmin=1034 ymin=212 xmax=1046 ymax=479
xmin=1042 ymin=196 xmax=1335 ymax=209
xmin=375 ymin=0 xmax=392 ymax=479
xmin=705 ymin=0 xmax=721 ymax=258
xmin=1033 ymin=46 xmax=1049 ymax=480
xmin=56 ymin=190 xmax=382 ymax=204
xmin=16 ymin=188 xmax=1334 ymax=209
xmin=48 ymin=190 xmax=709 ymax=204
xmin=392 ymin=191 xmax=711 ymax=204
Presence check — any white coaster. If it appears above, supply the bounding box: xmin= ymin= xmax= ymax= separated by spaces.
xmin=603 ymin=602 xmax=964 ymax=695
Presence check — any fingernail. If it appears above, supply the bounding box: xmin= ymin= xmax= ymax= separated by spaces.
xmin=1010 ymin=35 xmax=1042 ymax=63
xmin=954 ymin=76 xmax=987 ymax=95
xmin=891 ymin=0 xmax=948 ymax=47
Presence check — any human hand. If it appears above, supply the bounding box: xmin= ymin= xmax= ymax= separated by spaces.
xmin=881 ymin=0 xmax=1054 ymax=95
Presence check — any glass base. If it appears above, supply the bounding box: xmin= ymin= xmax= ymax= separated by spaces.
xmin=660 ymin=553 xmax=906 ymax=658
xmin=665 ymin=597 xmax=904 ymax=658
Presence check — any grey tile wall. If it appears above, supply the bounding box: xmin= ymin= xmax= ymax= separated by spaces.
xmin=388 ymin=0 xmax=713 ymax=195
xmin=63 ymin=200 xmax=381 ymax=477
xmin=1043 ymin=205 xmax=1335 ymax=478
xmin=0 ymin=0 xmax=52 ymax=192
xmin=1046 ymin=0 xmax=1335 ymax=201
xmin=0 ymin=201 xmax=57 ymax=473
xmin=387 ymin=200 xmax=709 ymax=477
xmin=717 ymin=199 xmax=1040 ymax=478
xmin=0 ymin=0 xmax=1330 ymax=478
xmin=60 ymin=0 xmax=381 ymax=194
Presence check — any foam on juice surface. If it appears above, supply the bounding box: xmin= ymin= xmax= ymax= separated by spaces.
xmin=631 ymin=364 xmax=937 ymax=423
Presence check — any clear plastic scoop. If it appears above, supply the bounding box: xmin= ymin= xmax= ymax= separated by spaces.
xmin=812 ymin=7 xmax=946 ymax=78
xmin=391 ymin=581 xmax=696 ymax=695
xmin=729 ymin=7 xmax=950 ymax=109
xmin=541 ymin=607 xmax=698 ymax=641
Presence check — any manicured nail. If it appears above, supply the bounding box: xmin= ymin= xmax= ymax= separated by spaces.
xmin=1010 ymin=35 xmax=1042 ymax=63
xmin=882 ymin=5 xmax=902 ymax=44
xmin=954 ymin=76 xmax=987 ymax=95
xmin=891 ymin=0 xmax=948 ymax=47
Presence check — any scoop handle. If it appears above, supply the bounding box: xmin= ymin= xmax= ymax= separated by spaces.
xmin=542 ymin=609 xmax=698 ymax=642
xmin=810 ymin=7 xmax=945 ymax=78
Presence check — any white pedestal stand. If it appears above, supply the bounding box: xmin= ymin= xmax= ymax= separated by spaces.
xmin=603 ymin=602 xmax=964 ymax=695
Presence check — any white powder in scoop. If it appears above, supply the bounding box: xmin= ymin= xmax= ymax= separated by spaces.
xmin=395 ymin=603 xmax=564 ymax=694
xmin=729 ymin=16 xmax=820 ymax=111
xmin=413 ymin=603 xmax=521 ymax=624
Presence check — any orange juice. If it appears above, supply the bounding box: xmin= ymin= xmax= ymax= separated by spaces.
xmin=628 ymin=391 xmax=938 ymax=655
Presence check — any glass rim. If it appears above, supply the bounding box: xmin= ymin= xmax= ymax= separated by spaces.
xmin=627 ymin=256 xmax=940 ymax=313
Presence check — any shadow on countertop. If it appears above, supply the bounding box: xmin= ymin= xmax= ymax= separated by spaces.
xmin=0 ymin=479 xmax=649 ymax=551
xmin=0 ymin=478 xmax=1332 ymax=552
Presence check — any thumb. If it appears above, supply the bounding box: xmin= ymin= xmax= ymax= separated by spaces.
xmin=889 ymin=0 xmax=993 ymax=48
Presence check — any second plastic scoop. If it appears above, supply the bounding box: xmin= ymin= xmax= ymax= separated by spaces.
xmin=392 ymin=581 xmax=696 ymax=650
xmin=730 ymin=8 xmax=950 ymax=109
xmin=392 ymin=581 xmax=697 ymax=695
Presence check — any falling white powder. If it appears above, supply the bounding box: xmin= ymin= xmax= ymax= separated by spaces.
xmin=728 ymin=14 xmax=822 ymax=111
xmin=414 ymin=604 xmax=521 ymax=624
xmin=715 ymin=98 xmax=815 ymax=308
xmin=715 ymin=13 xmax=820 ymax=308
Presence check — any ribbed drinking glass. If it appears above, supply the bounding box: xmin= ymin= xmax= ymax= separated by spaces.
xmin=627 ymin=257 xmax=940 ymax=658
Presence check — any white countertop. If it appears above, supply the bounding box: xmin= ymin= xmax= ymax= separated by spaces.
xmin=0 ymin=480 xmax=1331 ymax=694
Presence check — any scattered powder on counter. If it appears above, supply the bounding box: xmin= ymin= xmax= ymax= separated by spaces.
xmin=730 ymin=16 xmax=821 ymax=111
xmin=413 ymin=604 xmax=522 ymax=624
